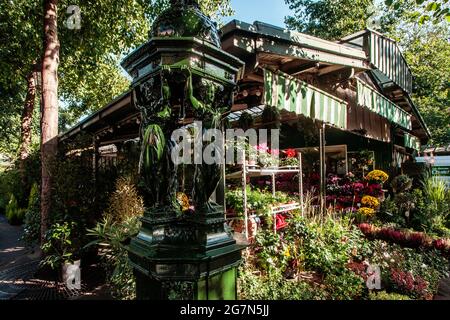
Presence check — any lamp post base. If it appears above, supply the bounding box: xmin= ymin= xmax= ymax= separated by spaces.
xmin=134 ymin=267 xmax=239 ymax=300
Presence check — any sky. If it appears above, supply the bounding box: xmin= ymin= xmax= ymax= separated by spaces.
xmin=226 ymin=0 xmax=292 ymax=28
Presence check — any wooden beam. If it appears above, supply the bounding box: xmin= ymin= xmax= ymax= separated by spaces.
xmin=317 ymin=65 xmax=346 ymax=76
xmin=244 ymin=73 xmax=264 ymax=83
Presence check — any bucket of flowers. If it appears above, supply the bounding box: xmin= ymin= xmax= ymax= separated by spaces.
xmin=365 ymin=170 xmax=389 ymax=185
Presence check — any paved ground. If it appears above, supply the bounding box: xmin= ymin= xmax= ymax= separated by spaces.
xmin=0 ymin=214 xmax=111 ymax=300
xmin=0 ymin=214 xmax=41 ymax=299
xmin=0 ymin=215 xmax=39 ymax=272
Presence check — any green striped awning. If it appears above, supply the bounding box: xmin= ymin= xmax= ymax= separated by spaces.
xmin=357 ymin=79 xmax=412 ymax=130
xmin=263 ymin=69 xmax=347 ymax=129
xmin=404 ymin=133 xmax=421 ymax=151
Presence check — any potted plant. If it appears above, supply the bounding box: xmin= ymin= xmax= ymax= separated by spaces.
xmin=257 ymin=146 xmax=279 ymax=168
xmin=41 ymin=221 xmax=82 ymax=287
xmin=280 ymin=149 xmax=299 ymax=167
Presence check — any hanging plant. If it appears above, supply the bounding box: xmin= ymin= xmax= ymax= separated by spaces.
xmin=262 ymin=105 xmax=281 ymax=128
xmin=238 ymin=111 xmax=254 ymax=130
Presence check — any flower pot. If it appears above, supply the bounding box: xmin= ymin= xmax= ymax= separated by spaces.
xmin=62 ymin=260 xmax=81 ymax=290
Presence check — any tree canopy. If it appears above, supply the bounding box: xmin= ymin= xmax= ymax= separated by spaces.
xmin=284 ymin=0 xmax=376 ymax=40
xmin=0 ymin=0 xmax=232 ymax=156
xmin=404 ymin=28 xmax=450 ymax=145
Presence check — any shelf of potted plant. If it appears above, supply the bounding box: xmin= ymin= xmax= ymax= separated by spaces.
xmin=225 ymin=147 xmax=305 ymax=240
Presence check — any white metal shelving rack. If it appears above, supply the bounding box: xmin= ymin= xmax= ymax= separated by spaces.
xmin=225 ymin=151 xmax=304 ymax=240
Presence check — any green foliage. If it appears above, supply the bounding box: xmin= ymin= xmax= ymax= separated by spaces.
xmin=239 ymin=205 xmax=449 ymax=300
xmin=226 ymin=187 xmax=295 ymax=218
xmin=288 ymin=217 xmax=364 ymax=274
xmin=0 ymin=0 xmax=233 ymax=154
xmin=240 ymin=216 xmax=370 ymax=300
xmin=384 ymin=0 xmax=450 ymax=25
xmin=0 ymin=153 xmax=39 ymax=214
xmin=238 ymin=263 xmax=326 ymax=300
xmin=238 ymin=112 xmax=254 ymax=130
xmin=41 ymin=221 xmax=82 ymax=269
xmin=416 ymin=174 xmax=450 ymax=233
xmin=378 ymin=172 xmax=449 ymax=234
xmin=391 ymin=174 xmax=413 ymax=194
xmin=284 ymin=0 xmax=375 ymax=40
xmin=403 ymin=29 xmax=450 ymax=146
xmin=21 ymin=183 xmax=41 ymax=248
xmin=0 ymin=170 xmax=19 ymax=214
xmin=86 ymin=216 xmax=141 ymax=300
xmin=5 ymin=194 xmax=25 ymax=225
xmin=323 ymin=269 xmax=366 ymax=300
xmin=378 ymin=195 xmax=405 ymax=227
xmin=86 ymin=176 xmax=144 ymax=300
xmin=369 ymin=291 xmax=411 ymax=300
xmin=255 ymin=231 xmax=290 ymax=273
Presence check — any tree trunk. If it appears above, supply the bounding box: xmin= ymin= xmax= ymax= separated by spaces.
xmin=40 ymin=0 xmax=59 ymax=244
xmin=19 ymin=65 xmax=39 ymax=187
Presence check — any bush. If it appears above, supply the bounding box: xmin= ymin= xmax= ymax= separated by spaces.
xmin=323 ymin=269 xmax=366 ymax=300
xmin=287 ymin=217 xmax=363 ymax=274
xmin=369 ymin=291 xmax=411 ymax=300
xmin=407 ymin=175 xmax=450 ymax=234
xmin=238 ymin=264 xmax=326 ymax=300
xmin=5 ymin=194 xmax=25 ymax=225
xmin=21 ymin=183 xmax=41 ymax=248
xmin=86 ymin=176 xmax=144 ymax=300
xmin=0 ymin=170 xmax=20 ymax=214
xmin=0 ymin=150 xmax=40 ymax=212
xmin=104 ymin=177 xmax=145 ymax=223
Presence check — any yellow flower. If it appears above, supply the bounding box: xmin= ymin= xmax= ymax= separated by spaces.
xmin=361 ymin=195 xmax=380 ymax=208
xmin=176 ymin=192 xmax=190 ymax=212
xmin=283 ymin=247 xmax=291 ymax=258
xmin=365 ymin=170 xmax=389 ymax=184
xmin=358 ymin=207 xmax=376 ymax=217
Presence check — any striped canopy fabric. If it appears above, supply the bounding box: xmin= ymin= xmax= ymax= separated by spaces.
xmin=263 ymin=69 xmax=347 ymax=129
xmin=404 ymin=133 xmax=421 ymax=151
xmin=356 ymin=79 xmax=412 ymax=130
xmin=368 ymin=31 xmax=413 ymax=94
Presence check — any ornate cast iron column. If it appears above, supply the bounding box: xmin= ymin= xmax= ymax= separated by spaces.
xmin=121 ymin=0 xmax=245 ymax=300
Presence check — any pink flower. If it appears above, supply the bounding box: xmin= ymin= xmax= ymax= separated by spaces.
xmin=269 ymin=149 xmax=280 ymax=156
xmin=255 ymin=143 xmax=269 ymax=152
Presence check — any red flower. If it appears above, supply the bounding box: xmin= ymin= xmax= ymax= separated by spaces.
xmin=366 ymin=183 xmax=383 ymax=197
xmin=283 ymin=148 xmax=297 ymax=158
xmin=390 ymin=269 xmax=430 ymax=298
xmin=358 ymin=223 xmax=374 ymax=235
